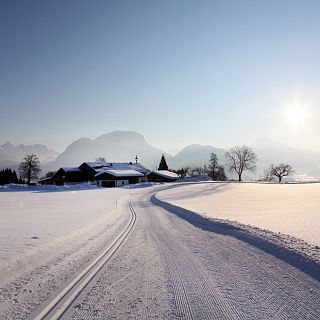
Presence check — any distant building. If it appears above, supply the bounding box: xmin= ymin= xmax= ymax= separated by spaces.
xmin=147 ymin=170 xmax=179 ymax=182
xmin=39 ymin=161 xmax=150 ymax=187
xmin=95 ymin=169 xmax=145 ymax=187
xmin=40 ymin=167 xmax=87 ymax=185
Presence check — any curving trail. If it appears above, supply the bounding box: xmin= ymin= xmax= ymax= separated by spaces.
xmin=66 ymin=187 xmax=320 ymax=320
xmin=1 ymin=184 xmax=320 ymax=319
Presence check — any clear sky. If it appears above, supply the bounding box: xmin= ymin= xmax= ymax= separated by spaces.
xmin=1 ymin=0 xmax=320 ymax=153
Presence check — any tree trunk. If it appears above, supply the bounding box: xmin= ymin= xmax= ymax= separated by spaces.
xmin=278 ymin=176 xmax=282 ymax=183
xmin=27 ymin=168 xmax=31 ymax=184
xmin=238 ymin=174 xmax=242 ymax=182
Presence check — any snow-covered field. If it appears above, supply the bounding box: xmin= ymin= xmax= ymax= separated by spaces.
xmin=0 ymin=184 xmax=127 ymax=315
xmin=158 ymin=182 xmax=320 ymax=246
xmin=1 ymin=183 xmax=320 ymax=319
xmin=0 ymin=184 xmax=127 ymax=280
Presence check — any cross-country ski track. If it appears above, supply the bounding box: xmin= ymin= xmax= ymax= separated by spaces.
xmin=1 ymin=184 xmax=320 ymax=319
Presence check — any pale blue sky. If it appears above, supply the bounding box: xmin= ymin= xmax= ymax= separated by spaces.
xmin=1 ymin=0 xmax=320 ymax=153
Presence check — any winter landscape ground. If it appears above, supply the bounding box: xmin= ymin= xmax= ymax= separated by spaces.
xmin=0 ymin=182 xmax=320 ymax=319
xmin=158 ymin=182 xmax=320 ymax=246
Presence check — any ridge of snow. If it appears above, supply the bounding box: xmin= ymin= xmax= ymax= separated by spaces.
xmin=95 ymin=169 xmax=144 ymax=178
xmin=151 ymin=170 xmax=179 ymax=179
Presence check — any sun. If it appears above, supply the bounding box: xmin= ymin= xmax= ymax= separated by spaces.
xmin=285 ymin=105 xmax=305 ymax=125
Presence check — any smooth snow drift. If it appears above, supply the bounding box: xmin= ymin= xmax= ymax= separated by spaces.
xmin=158 ymin=182 xmax=320 ymax=246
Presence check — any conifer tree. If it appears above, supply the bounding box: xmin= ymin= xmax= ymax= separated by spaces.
xmin=158 ymin=154 xmax=169 ymax=171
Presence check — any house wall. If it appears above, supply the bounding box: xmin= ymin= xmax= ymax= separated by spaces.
xmin=79 ymin=164 xmax=95 ymax=181
xmin=116 ymin=180 xmax=129 ymax=187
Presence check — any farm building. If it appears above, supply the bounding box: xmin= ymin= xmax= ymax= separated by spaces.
xmin=40 ymin=161 xmax=150 ymax=187
xmin=39 ymin=167 xmax=87 ymax=185
xmin=147 ymin=170 xmax=180 ymax=182
xmin=95 ymin=169 xmax=145 ymax=187
xmin=79 ymin=161 xmax=149 ymax=181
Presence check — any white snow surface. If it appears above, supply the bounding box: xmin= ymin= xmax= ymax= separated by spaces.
xmin=84 ymin=161 xmax=149 ymax=173
xmin=1 ymin=183 xmax=320 ymax=319
xmin=61 ymin=167 xmax=82 ymax=172
xmin=152 ymin=170 xmax=179 ymax=179
xmin=95 ymin=169 xmax=144 ymax=178
xmin=0 ymin=184 xmax=124 ymax=284
xmin=158 ymin=182 xmax=320 ymax=246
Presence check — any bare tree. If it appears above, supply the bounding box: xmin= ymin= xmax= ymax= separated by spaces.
xmin=189 ymin=165 xmax=208 ymax=176
xmin=260 ymin=168 xmax=274 ymax=182
xmin=172 ymin=167 xmax=190 ymax=179
xmin=96 ymin=157 xmax=106 ymax=163
xmin=19 ymin=154 xmax=41 ymax=184
xmin=225 ymin=145 xmax=257 ymax=181
xmin=270 ymin=163 xmax=294 ymax=183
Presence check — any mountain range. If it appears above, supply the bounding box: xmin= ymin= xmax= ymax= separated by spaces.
xmin=1 ymin=131 xmax=320 ymax=179
xmin=0 ymin=142 xmax=58 ymax=171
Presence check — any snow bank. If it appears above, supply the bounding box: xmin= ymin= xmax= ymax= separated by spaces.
xmin=158 ymin=182 xmax=320 ymax=247
xmin=152 ymin=194 xmax=320 ymax=280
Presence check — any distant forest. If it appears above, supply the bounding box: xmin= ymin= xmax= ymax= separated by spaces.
xmin=0 ymin=168 xmax=25 ymax=185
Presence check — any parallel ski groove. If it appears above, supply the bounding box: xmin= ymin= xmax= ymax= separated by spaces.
xmin=33 ymin=201 xmax=137 ymax=320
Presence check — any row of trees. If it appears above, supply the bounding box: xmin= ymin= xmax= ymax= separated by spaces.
xmin=0 ymin=168 xmax=25 ymax=185
xmin=1 ymin=148 xmax=295 ymax=185
xmin=1 ymin=154 xmax=41 ymax=185
xmin=166 ymin=145 xmax=294 ymax=183
xmin=0 ymin=154 xmax=42 ymax=185
xmin=170 ymin=153 xmax=227 ymax=181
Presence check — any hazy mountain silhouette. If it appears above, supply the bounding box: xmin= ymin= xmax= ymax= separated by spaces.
xmin=52 ymin=131 xmax=173 ymax=170
xmin=171 ymin=144 xmax=226 ymax=168
xmin=1 ymin=133 xmax=320 ymax=179
xmin=250 ymin=138 xmax=320 ymax=179
xmin=0 ymin=142 xmax=58 ymax=170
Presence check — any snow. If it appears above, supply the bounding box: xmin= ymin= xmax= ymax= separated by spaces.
xmin=157 ymin=182 xmax=320 ymax=246
xmin=83 ymin=162 xmax=149 ymax=173
xmin=0 ymin=184 xmax=125 ymax=287
xmin=83 ymin=161 xmax=109 ymax=168
xmin=151 ymin=170 xmax=179 ymax=179
xmin=95 ymin=169 xmax=144 ymax=178
xmin=1 ymin=183 xmax=320 ymax=319
xmin=61 ymin=167 xmax=82 ymax=172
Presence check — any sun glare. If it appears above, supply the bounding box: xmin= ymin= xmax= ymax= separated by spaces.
xmin=286 ymin=105 xmax=305 ymax=125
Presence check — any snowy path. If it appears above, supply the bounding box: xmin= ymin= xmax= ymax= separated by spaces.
xmin=63 ymin=187 xmax=320 ymax=319
xmin=1 ymin=184 xmax=320 ymax=319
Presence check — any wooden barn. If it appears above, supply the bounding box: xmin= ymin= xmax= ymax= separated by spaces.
xmin=39 ymin=167 xmax=87 ymax=185
xmin=147 ymin=170 xmax=179 ymax=182
xmin=94 ymin=169 xmax=145 ymax=187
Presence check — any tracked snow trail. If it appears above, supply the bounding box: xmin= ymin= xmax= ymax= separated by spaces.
xmin=66 ymin=187 xmax=320 ymax=320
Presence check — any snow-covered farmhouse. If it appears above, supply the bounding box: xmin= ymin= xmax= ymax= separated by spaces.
xmin=40 ymin=161 xmax=149 ymax=187
xmin=95 ymin=169 xmax=145 ymax=187
xmin=147 ymin=170 xmax=179 ymax=182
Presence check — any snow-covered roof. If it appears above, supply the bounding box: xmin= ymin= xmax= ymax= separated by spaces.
xmin=151 ymin=170 xmax=179 ymax=180
xmin=83 ymin=162 xmax=109 ymax=168
xmin=84 ymin=162 xmax=149 ymax=173
xmin=95 ymin=169 xmax=144 ymax=178
xmin=62 ymin=167 xmax=82 ymax=173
